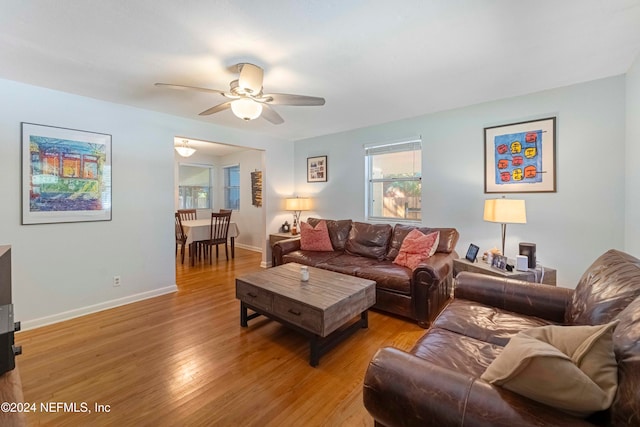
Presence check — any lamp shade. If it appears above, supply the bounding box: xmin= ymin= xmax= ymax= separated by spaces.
xmin=285 ymin=197 xmax=311 ymax=211
xmin=483 ymin=199 xmax=526 ymax=224
xmin=231 ymin=98 xmax=263 ymax=121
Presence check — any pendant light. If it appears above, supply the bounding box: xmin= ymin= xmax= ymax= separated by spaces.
xmin=175 ymin=139 xmax=196 ymax=157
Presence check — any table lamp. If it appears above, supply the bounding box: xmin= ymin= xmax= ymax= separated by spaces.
xmin=483 ymin=198 xmax=526 ymax=255
xmin=285 ymin=197 xmax=311 ymax=235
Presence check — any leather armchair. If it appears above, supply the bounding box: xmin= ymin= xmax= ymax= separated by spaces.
xmin=364 ymin=249 xmax=640 ymax=426
xmin=365 ymin=348 xmax=594 ymax=427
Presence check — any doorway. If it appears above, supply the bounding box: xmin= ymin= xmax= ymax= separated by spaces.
xmin=173 ymin=137 xmax=266 ymax=280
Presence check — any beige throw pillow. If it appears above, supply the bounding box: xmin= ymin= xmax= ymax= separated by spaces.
xmin=481 ymin=321 xmax=619 ymax=417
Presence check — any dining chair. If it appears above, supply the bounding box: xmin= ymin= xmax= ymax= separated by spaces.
xmin=177 ymin=209 xmax=197 ymax=221
xmin=202 ymin=211 xmax=232 ymax=263
xmin=177 ymin=209 xmax=201 ymax=259
xmin=175 ymin=213 xmax=188 ymax=264
xmin=219 ymin=209 xmax=233 ymax=215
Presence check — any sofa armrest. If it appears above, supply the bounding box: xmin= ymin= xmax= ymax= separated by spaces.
xmin=455 ymin=272 xmax=573 ymax=323
xmin=413 ymin=251 xmax=455 ymax=283
xmin=411 ymin=252 xmax=457 ymax=327
xmin=363 ymin=347 xmax=595 ymax=427
xmin=272 ymin=238 xmax=301 ymax=266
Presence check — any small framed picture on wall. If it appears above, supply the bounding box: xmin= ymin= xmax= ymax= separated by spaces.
xmin=307 ymin=155 xmax=327 ymax=182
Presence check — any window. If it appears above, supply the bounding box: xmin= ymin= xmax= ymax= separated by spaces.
xmin=178 ymin=165 xmax=212 ymax=209
xmin=224 ymin=165 xmax=240 ymax=210
xmin=365 ymin=138 xmax=422 ymax=221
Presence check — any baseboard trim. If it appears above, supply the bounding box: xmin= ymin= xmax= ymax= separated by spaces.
xmin=20 ymin=285 xmax=178 ymax=331
xmin=235 ymin=243 xmax=262 ymax=253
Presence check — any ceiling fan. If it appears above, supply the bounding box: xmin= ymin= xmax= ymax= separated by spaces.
xmin=155 ymin=63 xmax=325 ymax=124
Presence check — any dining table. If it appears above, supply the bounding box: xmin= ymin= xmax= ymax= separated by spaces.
xmin=181 ymin=218 xmax=240 ymax=265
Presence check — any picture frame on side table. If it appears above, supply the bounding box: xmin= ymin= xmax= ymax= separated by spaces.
xmin=307 ymin=155 xmax=327 ymax=182
xmin=484 ymin=117 xmax=556 ymax=193
xmin=491 ymin=254 xmax=508 ymax=270
xmin=21 ymin=122 xmax=112 ymax=224
xmin=465 ymin=244 xmax=480 ymax=262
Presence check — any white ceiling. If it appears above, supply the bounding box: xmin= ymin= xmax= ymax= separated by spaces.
xmin=1 ymin=1 xmax=639 ymax=141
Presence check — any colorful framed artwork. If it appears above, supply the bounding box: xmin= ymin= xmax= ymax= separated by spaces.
xmin=21 ymin=123 xmax=112 ymax=224
xmin=307 ymin=155 xmax=327 ymax=182
xmin=484 ymin=117 xmax=556 ymax=193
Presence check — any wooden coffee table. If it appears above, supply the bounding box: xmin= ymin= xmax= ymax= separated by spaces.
xmin=235 ymin=263 xmax=376 ymax=366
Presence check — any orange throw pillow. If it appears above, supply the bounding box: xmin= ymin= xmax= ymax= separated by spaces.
xmin=393 ymin=229 xmax=440 ymax=270
xmin=300 ymin=220 xmax=334 ymax=251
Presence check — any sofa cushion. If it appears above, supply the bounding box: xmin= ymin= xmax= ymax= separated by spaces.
xmin=432 ymin=299 xmax=554 ymax=347
xmin=357 ymin=262 xmax=412 ymax=295
xmin=566 ymin=249 xmax=640 ymax=326
xmin=411 ymin=327 xmax=503 ymax=377
xmin=386 ymin=224 xmax=459 ymax=260
xmin=393 ymin=229 xmax=439 ymax=270
xmin=282 ymin=250 xmax=341 ymax=267
xmin=345 ymin=222 xmax=392 ymax=261
xmin=307 ymin=218 xmax=352 ymax=251
xmin=316 ymin=253 xmax=379 ymax=275
xmin=481 ymin=322 xmax=619 ymax=417
xmin=299 ymin=220 xmax=333 ymax=251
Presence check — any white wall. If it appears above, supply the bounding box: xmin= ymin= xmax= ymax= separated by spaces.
xmin=0 ymin=78 xmax=293 ymax=328
xmin=294 ymin=76 xmax=627 ymax=287
xmin=626 ymin=54 xmax=640 ymax=258
xmin=217 ymin=149 xmax=265 ymax=251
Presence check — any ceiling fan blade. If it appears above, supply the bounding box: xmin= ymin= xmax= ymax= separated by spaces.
xmin=262 ymin=93 xmax=325 ymax=106
xmin=261 ymin=104 xmax=284 ymax=125
xmin=155 ymin=82 xmax=227 ymax=96
xmin=199 ymin=101 xmax=232 ymax=116
xmin=238 ymin=63 xmax=264 ymax=95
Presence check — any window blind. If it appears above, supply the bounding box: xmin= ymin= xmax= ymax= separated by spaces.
xmin=364 ymin=138 xmax=421 ymax=156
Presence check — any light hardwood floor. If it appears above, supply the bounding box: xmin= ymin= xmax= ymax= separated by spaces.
xmin=16 ymin=248 xmax=425 ymax=426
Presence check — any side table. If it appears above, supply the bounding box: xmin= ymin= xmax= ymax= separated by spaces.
xmin=453 ymin=258 xmax=556 ymax=286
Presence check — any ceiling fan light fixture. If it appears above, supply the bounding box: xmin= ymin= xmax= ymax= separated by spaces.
xmin=175 ymin=139 xmax=196 ymax=157
xmin=156 ymin=62 xmax=325 ymax=125
xmin=231 ymin=98 xmax=262 ymax=121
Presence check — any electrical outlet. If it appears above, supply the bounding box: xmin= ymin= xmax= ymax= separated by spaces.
xmin=113 ymin=276 xmax=121 ymax=287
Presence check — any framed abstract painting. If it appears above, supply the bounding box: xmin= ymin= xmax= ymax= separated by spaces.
xmin=484 ymin=117 xmax=556 ymax=193
xmin=21 ymin=123 xmax=112 ymax=224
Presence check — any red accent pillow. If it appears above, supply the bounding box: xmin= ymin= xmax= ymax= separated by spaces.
xmin=300 ymin=220 xmax=334 ymax=251
xmin=393 ymin=229 xmax=440 ymax=270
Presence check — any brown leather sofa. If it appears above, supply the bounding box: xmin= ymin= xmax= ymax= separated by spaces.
xmin=363 ymin=249 xmax=640 ymax=426
xmin=272 ymin=218 xmax=459 ymax=327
